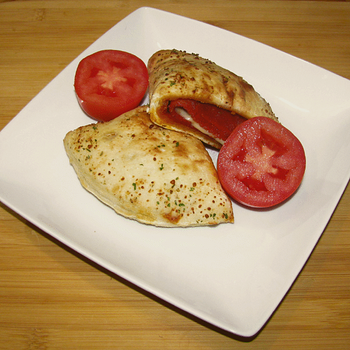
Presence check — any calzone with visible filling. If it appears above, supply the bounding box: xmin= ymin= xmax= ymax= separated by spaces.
xmin=148 ymin=49 xmax=277 ymax=149
xmin=64 ymin=106 xmax=234 ymax=227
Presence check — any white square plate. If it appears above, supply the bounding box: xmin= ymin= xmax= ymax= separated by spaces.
xmin=1 ymin=7 xmax=350 ymax=337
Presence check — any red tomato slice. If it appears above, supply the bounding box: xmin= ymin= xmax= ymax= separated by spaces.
xmin=217 ymin=117 xmax=306 ymax=208
xmin=74 ymin=50 xmax=148 ymax=121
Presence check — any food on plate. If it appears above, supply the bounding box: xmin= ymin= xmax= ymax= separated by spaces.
xmin=64 ymin=106 xmax=234 ymax=227
xmin=67 ymin=48 xmax=306 ymax=222
xmin=147 ymin=49 xmax=277 ymax=149
xmin=74 ymin=50 xmax=148 ymax=122
xmin=217 ymin=117 xmax=306 ymax=208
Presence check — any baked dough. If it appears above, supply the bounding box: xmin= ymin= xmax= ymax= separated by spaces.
xmin=64 ymin=106 xmax=234 ymax=227
xmin=148 ymin=49 xmax=277 ymax=149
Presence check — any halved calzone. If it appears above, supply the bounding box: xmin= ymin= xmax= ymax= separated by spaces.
xmin=64 ymin=106 xmax=234 ymax=227
xmin=148 ymin=49 xmax=277 ymax=149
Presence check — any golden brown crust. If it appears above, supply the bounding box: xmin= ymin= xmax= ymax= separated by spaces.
xmin=148 ymin=49 xmax=277 ymax=149
xmin=63 ymin=106 xmax=234 ymax=227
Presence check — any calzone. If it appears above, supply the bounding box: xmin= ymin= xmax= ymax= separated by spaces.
xmin=64 ymin=106 xmax=234 ymax=227
xmin=148 ymin=49 xmax=277 ymax=149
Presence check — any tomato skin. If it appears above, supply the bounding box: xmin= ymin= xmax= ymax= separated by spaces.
xmin=217 ymin=117 xmax=306 ymax=208
xmin=74 ymin=50 xmax=148 ymax=121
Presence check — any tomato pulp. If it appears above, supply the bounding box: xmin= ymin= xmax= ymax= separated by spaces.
xmin=74 ymin=50 xmax=149 ymax=121
xmin=217 ymin=117 xmax=306 ymax=208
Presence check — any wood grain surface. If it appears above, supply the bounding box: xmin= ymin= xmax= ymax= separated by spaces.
xmin=1 ymin=1 xmax=349 ymax=349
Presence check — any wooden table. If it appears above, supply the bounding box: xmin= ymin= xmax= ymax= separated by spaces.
xmin=1 ymin=1 xmax=349 ymax=348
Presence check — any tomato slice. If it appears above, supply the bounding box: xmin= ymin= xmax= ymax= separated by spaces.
xmin=217 ymin=117 xmax=306 ymax=208
xmin=74 ymin=50 xmax=148 ymax=121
